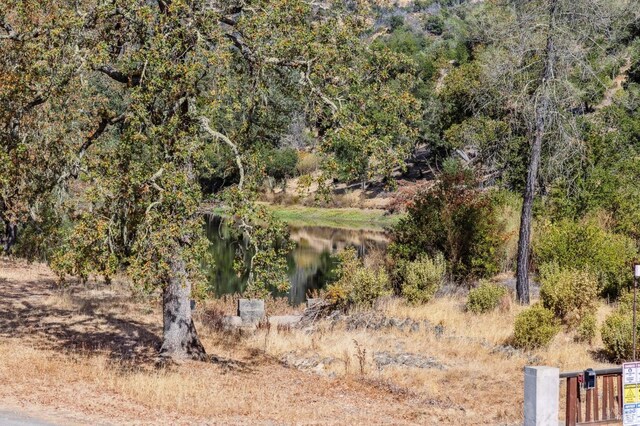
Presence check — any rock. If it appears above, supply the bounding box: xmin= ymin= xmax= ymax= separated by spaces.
xmin=373 ymin=351 xmax=445 ymax=370
xmin=281 ymin=351 xmax=336 ymax=376
xmin=237 ymin=299 xmax=265 ymax=323
xmin=491 ymin=344 xmax=524 ymax=359
xmin=222 ymin=316 xmax=242 ymax=327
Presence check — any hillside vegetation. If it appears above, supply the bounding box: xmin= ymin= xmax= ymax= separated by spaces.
xmin=1 ymin=0 xmax=640 ymax=423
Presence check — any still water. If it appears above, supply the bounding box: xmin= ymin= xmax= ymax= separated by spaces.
xmin=204 ymin=216 xmax=389 ymax=304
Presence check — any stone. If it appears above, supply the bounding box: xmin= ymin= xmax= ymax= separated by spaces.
xmin=523 ymin=366 xmax=559 ymax=426
xmin=222 ymin=315 xmax=243 ymax=330
xmin=237 ymin=299 xmax=265 ymax=323
xmin=373 ymin=351 xmax=445 ymax=370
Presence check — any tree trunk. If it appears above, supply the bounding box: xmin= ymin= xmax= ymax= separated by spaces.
xmin=2 ymin=220 xmax=17 ymax=254
xmin=515 ymin=127 xmax=544 ymax=304
xmin=515 ymin=0 xmax=557 ymax=304
xmin=159 ymin=255 xmax=207 ymax=360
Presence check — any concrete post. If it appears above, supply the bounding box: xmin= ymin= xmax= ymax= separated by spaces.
xmin=524 ymin=366 xmax=560 ymax=426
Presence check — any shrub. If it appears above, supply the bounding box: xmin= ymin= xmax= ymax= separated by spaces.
xmin=534 ymin=219 xmax=637 ymax=297
xmin=390 ymin=159 xmax=508 ymax=282
xmin=539 ymin=264 xmax=598 ymax=327
xmin=575 ymin=314 xmax=597 ymax=344
xmin=424 ymin=15 xmax=444 ymax=35
xmin=601 ymin=293 xmax=640 ymax=361
xmin=390 ymin=15 xmax=405 ymax=31
xmin=326 ymin=249 xmax=392 ymax=307
xmin=398 ymin=253 xmax=446 ymax=304
xmin=513 ymin=304 xmax=560 ymax=350
xmin=466 ymin=281 xmax=508 ymax=314
xmin=264 ymin=148 xmax=299 ymax=181
xmin=601 ymin=311 xmax=637 ymax=361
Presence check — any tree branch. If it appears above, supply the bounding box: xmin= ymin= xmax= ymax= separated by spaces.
xmin=96 ymin=65 xmax=141 ymax=86
xmin=199 ymin=117 xmax=245 ymax=190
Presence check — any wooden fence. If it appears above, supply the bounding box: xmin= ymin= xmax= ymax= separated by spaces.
xmin=560 ymin=368 xmax=623 ymax=425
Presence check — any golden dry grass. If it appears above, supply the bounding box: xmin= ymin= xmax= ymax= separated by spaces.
xmin=0 ymin=258 xmax=618 ymax=425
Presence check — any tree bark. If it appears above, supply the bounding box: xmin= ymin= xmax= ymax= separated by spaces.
xmin=2 ymin=220 xmax=17 ymax=254
xmin=159 ymin=254 xmax=207 ymax=360
xmin=515 ymin=0 xmax=557 ymax=304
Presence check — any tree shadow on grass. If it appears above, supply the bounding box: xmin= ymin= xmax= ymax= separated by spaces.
xmin=0 ymin=276 xmax=161 ymax=365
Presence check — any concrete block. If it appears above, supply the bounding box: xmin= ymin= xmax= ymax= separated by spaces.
xmin=524 ymin=366 xmax=560 ymax=426
xmin=238 ymin=299 xmax=265 ymax=323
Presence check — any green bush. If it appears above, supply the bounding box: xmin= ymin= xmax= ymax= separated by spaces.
xmin=601 ymin=311 xmax=638 ymax=361
xmin=534 ymin=219 xmax=637 ymax=297
xmin=389 ymin=15 xmax=405 ymax=31
xmin=539 ymin=264 xmax=598 ymax=327
xmin=425 ymin=15 xmax=444 ymax=36
xmin=466 ymin=281 xmax=508 ymax=314
xmin=326 ymin=249 xmax=392 ymax=307
xmin=601 ymin=293 xmax=640 ymax=361
xmin=390 ymin=160 xmax=508 ymax=282
xmin=264 ymin=148 xmax=299 ymax=181
xmin=513 ymin=304 xmax=560 ymax=350
xmin=575 ymin=314 xmax=597 ymax=344
xmin=398 ymin=253 xmax=446 ymax=304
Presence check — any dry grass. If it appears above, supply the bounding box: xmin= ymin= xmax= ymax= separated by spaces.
xmin=239 ymin=296 xmax=617 ymax=425
xmin=0 ymin=257 xmax=618 ymax=425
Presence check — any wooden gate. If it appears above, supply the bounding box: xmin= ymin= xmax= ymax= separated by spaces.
xmin=561 ymin=368 xmax=623 ymax=425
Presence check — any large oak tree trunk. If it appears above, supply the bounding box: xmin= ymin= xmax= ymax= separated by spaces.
xmin=159 ymin=255 xmax=207 ymax=360
xmin=515 ymin=0 xmax=557 ymax=304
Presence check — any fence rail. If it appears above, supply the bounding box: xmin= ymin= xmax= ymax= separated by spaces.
xmin=561 ymin=368 xmax=622 ymax=426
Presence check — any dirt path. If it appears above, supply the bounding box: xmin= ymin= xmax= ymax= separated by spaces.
xmin=0 ymin=410 xmax=55 ymax=426
xmin=0 ymin=258 xmax=430 ymax=425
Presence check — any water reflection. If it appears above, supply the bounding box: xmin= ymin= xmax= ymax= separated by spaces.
xmin=204 ymin=216 xmax=389 ymax=304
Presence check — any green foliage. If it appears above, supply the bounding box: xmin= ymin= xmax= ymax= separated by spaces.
xmin=50 ymin=214 xmax=119 ymax=283
xmin=539 ymin=264 xmax=598 ymax=327
xmin=601 ymin=306 xmax=640 ymax=362
xmin=575 ymin=314 xmax=597 ymax=344
xmin=389 ymin=15 xmax=405 ymax=31
xmin=600 ymin=291 xmax=640 ymax=360
xmin=425 ymin=15 xmax=444 ymax=36
xmin=262 ymin=148 xmax=299 ymax=181
xmin=413 ymin=0 xmax=433 ymax=12
xmin=513 ymin=304 xmax=560 ymax=350
xmin=398 ymin=253 xmax=446 ymax=304
xmin=534 ymin=219 xmax=637 ymax=297
xmin=326 ymin=248 xmax=391 ymax=307
xmin=438 ymin=62 xmax=482 ymax=136
xmin=321 ymin=44 xmax=422 ymax=188
xmin=466 ymin=281 xmax=508 ymax=314
xmin=223 ymin=188 xmax=293 ymax=298
xmin=546 ymin=105 xmax=640 ymax=241
xmin=390 ymin=160 xmax=507 ymax=281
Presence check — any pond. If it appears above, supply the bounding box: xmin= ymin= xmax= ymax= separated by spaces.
xmin=204 ymin=215 xmax=390 ymax=305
